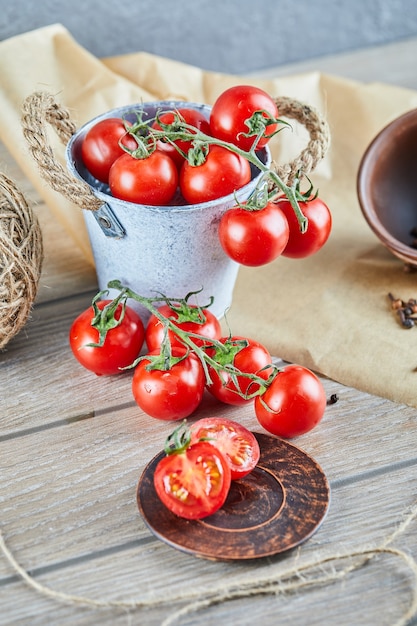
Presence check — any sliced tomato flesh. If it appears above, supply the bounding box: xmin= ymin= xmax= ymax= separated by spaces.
xmin=154 ymin=441 xmax=231 ymax=519
xmin=190 ymin=417 xmax=260 ymax=480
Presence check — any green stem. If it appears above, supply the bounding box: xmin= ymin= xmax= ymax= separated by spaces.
xmin=107 ymin=280 xmax=270 ymax=394
xmin=126 ymin=113 xmax=309 ymax=232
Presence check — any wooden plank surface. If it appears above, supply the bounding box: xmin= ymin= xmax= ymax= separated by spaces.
xmin=1 ymin=38 xmax=417 ymax=626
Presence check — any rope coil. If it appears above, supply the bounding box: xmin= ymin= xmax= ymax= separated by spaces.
xmin=21 ymin=91 xmax=330 ymax=209
xmin=0 ymin=173 xmax=43 ymax=349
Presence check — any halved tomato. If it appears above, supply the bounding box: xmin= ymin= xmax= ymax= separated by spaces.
xmin=153 ymin=440 xmax=231 ymax=519
xmin=190 ymin=417 xmax=260 ymax=480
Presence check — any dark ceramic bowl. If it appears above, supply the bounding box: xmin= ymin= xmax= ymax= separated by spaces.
xmin=357 ymin=108 xmax=417 ymax=267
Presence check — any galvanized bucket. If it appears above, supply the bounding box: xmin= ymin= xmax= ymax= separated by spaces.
xmin=65 ymin=101 xmax=271 ymax=321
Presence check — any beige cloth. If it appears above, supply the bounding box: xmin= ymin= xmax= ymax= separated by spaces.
xmin=1 ymin=24 xmax=417 ymax=407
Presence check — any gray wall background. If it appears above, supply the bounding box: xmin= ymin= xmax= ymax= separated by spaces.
xmin=1 ymin=0 xmax=417 ymax=74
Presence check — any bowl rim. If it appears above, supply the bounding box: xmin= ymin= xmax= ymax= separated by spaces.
xmin=357 ymin=107 xmax=417 ymax=263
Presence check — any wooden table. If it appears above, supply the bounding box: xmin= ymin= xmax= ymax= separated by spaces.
xmin=2 ymin=38 xmax=417 ymax=626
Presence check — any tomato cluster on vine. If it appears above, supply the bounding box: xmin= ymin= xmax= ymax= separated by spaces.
xmin=80 ymin=85 xmax=332 ymax=268
xmin=69 ymin=284 xmax=328 ymax=441
xmin=80 ymin=87 xmax=268 ymax=207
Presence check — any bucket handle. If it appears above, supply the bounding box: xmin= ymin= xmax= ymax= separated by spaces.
xmin=21 ymin=92 xmax=103 ymax=212
xmin=21 ymin=90 xmax=330 ymax=208
xmin=271 ymin=96 xmax=330 ymax=187
xmin=21 ymin=92 xmax=126 ymax=238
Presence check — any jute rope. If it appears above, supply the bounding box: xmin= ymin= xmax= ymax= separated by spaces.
xmin=273 ymin=96 xmax=331 ymax=186
xmin=0 ymin=173 xmax=43 ymax=349
xmin=21 ymin=92 xmax=102 ymax=211
xmin=20 ymin=91 xmax=330 ymax=210
xmin=1 ymin=501 xmax=416 ymax=625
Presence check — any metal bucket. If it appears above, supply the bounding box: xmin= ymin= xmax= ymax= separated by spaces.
xmin=66 ymin=101 xmax=270 ymax=322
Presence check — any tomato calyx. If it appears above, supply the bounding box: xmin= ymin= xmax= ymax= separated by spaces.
xmin=239 ymin=109 xmax=290 ymax=151
xmin=140 ymin=344 xmax=192 ymax=373
xmin=163 ymin=420 xmax=192 ymax=456
xmin=88 ymin=289 xmax=130 ymax=347
xmin=204 ymin=336 xmax=273 ymax=401
xmin=157 ymin=289 xmax=214 ymax=325
xmin=205 ymin=335 xmax=248 ymax=367
xmin=252 ymin=365 xmax=285 ymax=411
xmin=277 ymin=174 xmax=319 ymax=207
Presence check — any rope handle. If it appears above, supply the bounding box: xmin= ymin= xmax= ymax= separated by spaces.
xmin=21 ymin=92 xmax=102 ymax=211
xmin=21 ymin=91 xmax=330 ymax=210
xmin=272 ymin=96 xmax=330 ymax=186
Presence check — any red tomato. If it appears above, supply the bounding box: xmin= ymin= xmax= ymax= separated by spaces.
xmin=210 ymin=85 xmax=279 ymax=151
xmin=254 ymin=365 xmax=327 ymax=438
xmin=145 ymin=304 xmax=222 ymax=351
xmin=81 ymin=118 xmax=138 ymax=183
xmin=206 ymin=336 xmax=273 ymax=406
xmin=152 ymin=108 xmax=211 ymax=164
xmin=69 ymin=299 xmax=145 ymax=376
xmin=219 ymin=201 xmax=290 ymax=266
xmin=154 ymin=440 xmax=231 ymax=519
xmin=109 ymin=151 xmax=178 ymax=205
xmin=154 ymin=139 xmax=186 ymax=170
xmin=278 ymin=196 xmax=332 ymax=258
xmin=190 ymin=417 xmax=260 ymax=480
xmin=132 ymin=348 xmax=205 ymax=420
xmin=180 ymin=145 xmax=251 ymax=204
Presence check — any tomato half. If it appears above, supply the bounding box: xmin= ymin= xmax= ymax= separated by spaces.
xmin=81 ymin=118 xmax=138 ymax=183
xmin=190 ymin=417 xmax=260 ymax=480
xmin=206 ymin=336 xmax=273 ymax=406
xmin=219 ymin=201 xmax=290 ymax=266
xmin=153 ymin=440 xmax=231 ymax=519
xmin=145 ymin=304 xmax=222 ymax=351
xmin=254 ymin=364 xmax=327 ymax=438
xmin=210 ymin=85 xmax=279 ymax=151
xmin=180 ymin=145 xmax=251 ymax=204
xmin=69 ymin=299 xmax=145 ymax=376
xmin=278 ymin=196 xmax=332 ymax=258
xmin=132 ymin=348 xmax=205 ymax=420
xmin=109 ymin=151 xmax=178 ymax=205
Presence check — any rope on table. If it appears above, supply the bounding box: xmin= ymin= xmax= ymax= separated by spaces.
xmin=1 ymin=500 xmax=417 ymax=626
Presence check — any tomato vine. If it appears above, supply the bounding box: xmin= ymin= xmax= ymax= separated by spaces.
xmin=121 ymin=107 xmax=309 ymax=234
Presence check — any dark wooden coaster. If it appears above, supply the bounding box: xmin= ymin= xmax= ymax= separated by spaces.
xmin=137 ymin=432 xmax=330 ymax=561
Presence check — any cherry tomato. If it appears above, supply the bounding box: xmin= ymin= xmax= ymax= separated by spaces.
xmin=109 ymin=151 xmax=178 ymax=205
xmin=69 ymin=299 xmax=145 ymax=376
xmin=210 ymin=85 xmax=279 ymax=152
xmin=154 ymin=138 xmax=186 ymax=170
xmin=81 ymin=118 xmax=138 ymax=183
xmin=132 ymin=348 xmax=205 ymax=420
xmin=145 ymin=304 xmax=222 ymax=351
xmin=219 ymin=201 xmax=290 ymax=266
xmin=278 ymin=196 xmax=332 ymax=258
xmin=154 ymin=440 xmax=231 ymax=519
xmin=180 ymin=145 xmax=251 ymax=204
xmin=190 ymin=417 xmax=260 ymax=480
xmin=254 ymin=364 xmax=327 ymax=438
xmin=152 ymin=108 xmax=211 ymax=165
xmin=206 ymin=336 xmax=273 ymax=406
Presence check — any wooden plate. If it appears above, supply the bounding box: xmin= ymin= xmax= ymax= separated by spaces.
xmin=136 ymin=432 xmax=330 ymax=561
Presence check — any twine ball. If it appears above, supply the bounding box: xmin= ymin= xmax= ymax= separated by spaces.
xmin=0 ymin=173 xmax=43 ymax=349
